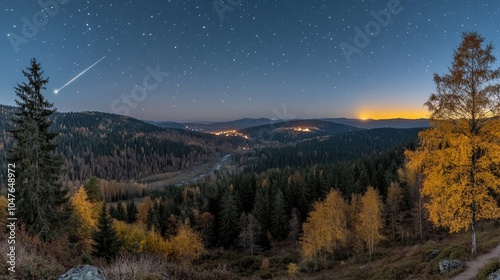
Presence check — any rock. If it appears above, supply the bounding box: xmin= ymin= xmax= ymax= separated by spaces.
xmin=58 ymin=265 xmax=105 ymax=280
xmin=426 ymin=249 xmax=440 ymax=261
xmin=488 ymin=269 xmax=500 ymax=280
xmin=438 ymin=259 xmax=463 ymax=274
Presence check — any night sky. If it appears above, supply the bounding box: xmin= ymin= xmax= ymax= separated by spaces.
xmin=1 ymin=0 xmax=499 ymax=122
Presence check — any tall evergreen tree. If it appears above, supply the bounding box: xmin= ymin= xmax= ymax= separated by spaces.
xmin=219 ymin=190 xmax=239 ymax=247
xmin=271 ymin=190 xmax=288 ymax=241
xmin=115 ymin=201 xmax=126 ymax=221
xmin=126 ymin=199 xmax=137 ymax=224
xmin=252 ymin=187 xmax=271 ymax=250
xmin=92 ymin=204 xmax=122 ymax=262
xmin=83 ymin=176 xmax=102 ymax=202
xmin=7 ymin=58 xmax=70 ymax=240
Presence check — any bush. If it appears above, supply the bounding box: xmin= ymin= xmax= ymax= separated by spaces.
xmin=476 ymin=260 xmax=500 ymax=280
xmin=270 ymin=254 xmax=294 ymax=270
xmin=299 ymin=259 xmax=326 ymax=273
xmin=231 ymin=256 xmax=260 ymax=275
xmin=100 ymin=253 xmax=166 ymax=279
xmin=288 ymin=262 xmax=298 ymax=276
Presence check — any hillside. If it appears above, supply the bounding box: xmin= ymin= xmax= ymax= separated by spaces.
xmin=238 ymin=119 xmax=362 ymax=143
xmin=0 ymin=105 xmax=239 ymax=184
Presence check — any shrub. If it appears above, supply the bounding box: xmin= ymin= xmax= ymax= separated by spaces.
xmin=288 ymin=263 xmax=298 ymax=276
xmin=476 ymin=260 xmax=500 ymax=280
xmin=299 ymin=259 xmax=325 ymax=273
xmin=232 ymin=256 xmax=260 ymax=275
xmin=100 ymin=253 xmax=166 ymax=279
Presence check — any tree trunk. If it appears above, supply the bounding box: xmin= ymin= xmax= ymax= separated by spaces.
xmin=471 ymin=204 xmax=477 ymax=255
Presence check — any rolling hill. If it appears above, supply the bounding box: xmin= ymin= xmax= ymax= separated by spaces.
xmin=0 ymin=105 xmax=236 ymax=184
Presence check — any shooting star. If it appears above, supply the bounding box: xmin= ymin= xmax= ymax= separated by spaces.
xmin=54 ymin=56 xmax=106 ymax=94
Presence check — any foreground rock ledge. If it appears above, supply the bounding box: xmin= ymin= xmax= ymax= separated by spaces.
xmin=58 ymin=265 xmax=105 ymax=280
xmin=439 ymin=259 xmax=463 ymax=274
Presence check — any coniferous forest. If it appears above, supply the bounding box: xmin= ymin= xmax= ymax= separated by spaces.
xmin=1 ymin=32 xmax=500 ymax=280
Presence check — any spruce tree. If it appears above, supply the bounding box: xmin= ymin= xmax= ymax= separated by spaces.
xmin=83 ymin=176 xmax=101 ymax=202
xmin=219 ymin=190 xmax=239 ymax=248
xmin=126 ymin=199 xmax=137 ymax=224
xmin=271 ymin=190 xmax=288 ymax=241
xmin=115 ymin=201 xmax=126 ymax=221
xmin=92 ymin=204 xmax=122 ymax=262
xmin=7 ymin=58 xmax=70 ymax=240
xmin=252 ymin=187 xmax=271 ymax=250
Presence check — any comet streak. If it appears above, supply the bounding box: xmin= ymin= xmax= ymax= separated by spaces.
xmin=54 ymin=56 xmax=106 ymax=94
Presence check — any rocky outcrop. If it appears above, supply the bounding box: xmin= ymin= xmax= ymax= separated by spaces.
xmin=439 ymin=259 xmax=463 ymax=274
xmin=488 ymin=269 xmax=500 ymax=280
xmin=58 ymin=265 xmax=105 ymax=280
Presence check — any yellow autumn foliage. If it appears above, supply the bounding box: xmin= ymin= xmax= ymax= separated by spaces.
xmin=71 ymin=187 xmax=99 ymax=240
xmin=301 ymin=189 xmax=348 ymax=259
xmin=406 ymin=120 xmax=500 ymax=233
xmin=136 ymin=196 xmax=152 ymax=224
xmin=114 ymin=221 xmax=171 ymax=257
xmin=357 ymin=186 xmax=384 ymax=258
xmin=168 ymin=219 xmax=205 ymax=264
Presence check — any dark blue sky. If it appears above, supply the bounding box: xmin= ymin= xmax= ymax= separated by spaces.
xmin=1 ymin=0 xmax=499 ymax=122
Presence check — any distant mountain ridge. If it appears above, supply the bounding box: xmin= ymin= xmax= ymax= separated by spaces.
xmin=148 ymin=117 xmax=430 ymax=132
xmin=0 ymin=104 xmax=235 ymax=184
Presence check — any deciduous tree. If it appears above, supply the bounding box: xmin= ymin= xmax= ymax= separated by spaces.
xmin=357 ymin=186 xmax=384 ymax=259
xmin=301 ymin=189 xmax=348 ymax=259
xmin=406 ymin=32 xmax=500 ymax=255
xmin=169 ymin=219 xmax=205 ymax=264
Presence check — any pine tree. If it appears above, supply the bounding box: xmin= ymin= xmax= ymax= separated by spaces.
xmin=126 ymin=199 xmax=137 ymax=224
xmin=219 ymin=190 xmax=239 ymax=247
xmin=271 ymin=190 xmax=288 ymax=241
xmin=7 ymin=58 xmax=70 ymax=240
xmin=115 ymin=201 xmax=126 ymax=221
xmin=92 ymin=203 xmax=122 ymax=262
xmin=83 ymin=176 xmax=101 ymax=202
xmin=252 ymin=186 xmax=271 ymax=250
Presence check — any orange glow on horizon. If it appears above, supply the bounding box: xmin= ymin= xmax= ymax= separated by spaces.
xmin=357 ymin=108 xmax=428 ymax=120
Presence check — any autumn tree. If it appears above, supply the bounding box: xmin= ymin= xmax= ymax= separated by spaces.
xmin=169 ymin=219 xmax=205 ymax=264
xmin=406 ymin=32 xmax=500 ymax=255
xmin=239 ymin=213 xmax=261 ymax=255
xmin=301 ymin=189 xmax=348 ymax=259
xmin=7 ymin=59 xmax=70 ymax=239
xmin=71 ymin=187 xmax=99 ymax=251
xmin=386 ymin=182 xmax=403 ymax=243
xmin=136 ymin=196 xmax=152 ymax=224
xmin=199 ymin=211 xmax=216 ymax=247
xmin=357 ymin=186 xmax=384 ymax=260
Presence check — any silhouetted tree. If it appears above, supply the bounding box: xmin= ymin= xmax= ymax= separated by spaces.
xmin=7 ymin=58 xmax=70 ymax=240
xmin=92 ymin=204 xmax=122 ymax=262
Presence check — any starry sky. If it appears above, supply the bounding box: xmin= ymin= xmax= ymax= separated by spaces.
xmin=1 ymin=0 xmax=499 ymax=122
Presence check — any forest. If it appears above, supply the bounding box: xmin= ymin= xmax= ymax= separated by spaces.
xmin=2 ymin=32 xmax=500 ymax=279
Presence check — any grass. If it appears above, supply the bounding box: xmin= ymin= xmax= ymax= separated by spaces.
xmin=1 ymin=221 xmax=499 ymax=279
